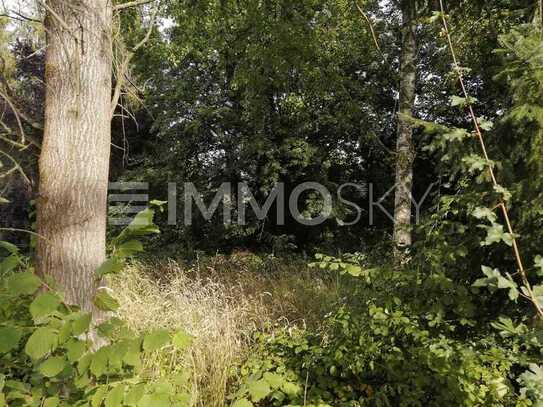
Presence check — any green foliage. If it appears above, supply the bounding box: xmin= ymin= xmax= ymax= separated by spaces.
xmin=473 ymin=266 xmax=519 ymax=301
xmin=0 ymin=270 xmax=191 ymax=406
xmin=0 ymin=242 xmax=25 ymax=276
xmin=309 ymin=252 xmax=374 ymax=280
xmin=98 ymin=206 xmax=162 ymax=279
xmin=233 ymin=304 xmax=521 ymax=406
xmin=0 ymin=207 xmax=192 ymax=406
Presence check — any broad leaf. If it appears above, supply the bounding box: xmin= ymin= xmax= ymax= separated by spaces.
xmin=30 ymin=292 xmax=61 ymax=320
xmin=0 ymin=327 xmax=22 ymax=353
xmin=93 ymin=290 xmax=120 ymax=312
xmin=25 ymin=327 xmax=58 ymax=359
xmin=143 ymin=330 xmax=170 ymax=352
xmin=38 ymin=356 xmax=67 ymax=378
xmin=6 ymin=272 xmax=41 ymax=296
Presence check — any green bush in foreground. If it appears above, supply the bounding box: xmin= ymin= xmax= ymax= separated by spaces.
xmin=231 ymin=257 xmax=543 ymax=407
xmin=0 ymin=270 xmax=192 ymax=406
xmin=0 ymin=206 xmax=194 ymax=406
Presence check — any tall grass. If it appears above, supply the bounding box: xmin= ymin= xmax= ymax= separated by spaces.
xmin=110 ymin=255 xmax=338 ymax=406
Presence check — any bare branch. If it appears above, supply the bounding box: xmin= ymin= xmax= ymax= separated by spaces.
xmin=355 ymin=1 xmax=384 ymax=59
xmin=0 ymin=55 xmax=44 ymax=135
xmin=35 ymin=0 xmax=72 ymax=33
xmin=113 ymin=0 xmax=157 ymax=12
xmin=0 ymin=149 xmax=31 ymax=184
xmin=111 ymin=7 xmax=157 ymax=118
xmin=0 ymin=88 xmax=27 ymax=144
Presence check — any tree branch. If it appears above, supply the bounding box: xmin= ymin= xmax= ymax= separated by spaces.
xmin=355 ymin=1 xmax=384 ymax=60
xmin=111 ymin=7 xmax=157 ymax=118
xmin=113 ymin=0 xmax=157 ymax=12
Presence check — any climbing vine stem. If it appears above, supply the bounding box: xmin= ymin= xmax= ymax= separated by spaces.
xmin=438 ymin=0 xmax=543 ymax=319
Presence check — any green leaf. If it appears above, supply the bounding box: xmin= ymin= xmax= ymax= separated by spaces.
xmin=472 ymin=207 xmax=497 ymax=223
xmin=38 ymin=356 xmax=67 ymax=378
xmin=77 ymin=353 xmax=92 ymax=375
xmin=6 ymin=272 xmax=41 ymax=296
xmin=478 ymin=117 xmax=494 ymax=131
xmin=281 ymin=381 xmax=302 ymax=397
xmin=0 ymin=255 xmax=20 ymax=274
xmin=450 ymin=95 xmax=466 ymax=107
xmin=343 ymin=264 xmax=363 ymax=277
xmin=519 ymin=364 xmax=543 ymax=395
xmin=143 ymin=330 xmax=170 ymax=352
xmin=25 ymin=327 xmax=58 ymax=359
xmin=473 ymin=266 xmax=519 ymax=301
xmin=480 ymin=223 xmax=514 ymax=247
xmin=90 ymin=348 xmax=109 ymax=377
xmin=450 ymin=95 xmax=477 ymax=107
xmin=116 ymin=240 xmax=144 ymax=258
xmin=91 ymin=386 xmax=108 ymax=407
xmin=137 ymin=393 xmax=170 ymax=407
xmin=263 ymin=372 xmax=283 ymax=389
xmin=462 ymin=154 xmax=488 ymax=173
xmin=532 ymin=285 xmax=543 ymax=304
xmin=0 ymin=327 xmax=22 ymax=353
xmin=247 ymin=379 xmax=271 ymax=402
xmin=105 ymin=384 xmax=125 ymax=407
xmin=428 ymin=11 xmax=443 ymax=23
xmin=96 ymin=258 xmax=124 ymax=278
xmin=172 ymin=330 xmax=192 ymax=350
xmin=125 ymin=383 xmax=146 ymax=406
xmin=0 ymin=241 xmax=19 ymax=254
xmin=491 ymin=316 xmax=526 ymax=337
xmin=123 ymin=339 xmax=142 ymax=367
xmin=43 ymin=397 xmax=60 ymax=407
xmin=93 ymin=289 xmax=120 ymax=311
xmin=494 ymin=184 xmax=512 ymax=201
xmin=443 ymin=127 xmax=469 ymax=142
xmin=119 ymin=209 xmax=159 ymax=240
xmin=29 ymin=292 xmax=61 ymax=320
xmin=65 ymin=339 xmax=87 ymax=362
xmin=71 ymin=312 xmax=92 ymax=336
xmin=149 ymin=199 xmax=167 ymax=208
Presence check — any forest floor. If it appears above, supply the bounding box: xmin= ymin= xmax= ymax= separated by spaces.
xmin=110 ymin=254 xmax=337 ymax=406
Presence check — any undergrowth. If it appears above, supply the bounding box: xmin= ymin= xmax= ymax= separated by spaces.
xmin=109 ymin=255 xmax=341 ymax=406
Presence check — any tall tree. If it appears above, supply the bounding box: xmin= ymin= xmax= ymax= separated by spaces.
xmin=393 ymin=0 xmax=417 ymax=259
xmin=37 ymin=1 xmax=113 ymax=313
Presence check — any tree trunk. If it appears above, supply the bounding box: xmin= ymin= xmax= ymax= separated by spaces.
xmin=37 ymin=1 xmax=112 ymax=314
xmin=393 ymin=0 xmax=417 ymax=260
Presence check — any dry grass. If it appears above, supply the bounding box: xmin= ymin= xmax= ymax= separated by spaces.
xmin=110 ymin=255 xmax=338 ymax=406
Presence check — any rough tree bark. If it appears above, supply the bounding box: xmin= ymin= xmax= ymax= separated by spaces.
xmin=37 ymin=1 xmax=112 ymax=313
xmin=393 ymin=0 xmax=417 ymax=260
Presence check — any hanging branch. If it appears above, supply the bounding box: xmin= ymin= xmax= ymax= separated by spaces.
xmin=438 ymin=0 xmax=543 ymax=319
xmin=355 ymin=0 xmax=384 ymax=59
xmin=110 ymin=6 xmax=157 ymax=118
xmin=113 ymin=0 xmax=158 ymax=12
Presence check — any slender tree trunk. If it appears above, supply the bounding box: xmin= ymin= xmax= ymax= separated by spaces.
xmin=37 ymin=1 xmax=112 ymax=313
xmin=393 ymin=0 xmax=417 ymax=260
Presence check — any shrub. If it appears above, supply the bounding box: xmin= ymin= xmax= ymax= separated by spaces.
xmin=0 ymin=270 xmax=193 ymax=406
xmin=0 ymin=267 xmax=199 ymax=407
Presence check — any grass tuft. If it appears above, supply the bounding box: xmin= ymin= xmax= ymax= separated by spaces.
xmin=110 ymin=255 xmax=338 ymax=406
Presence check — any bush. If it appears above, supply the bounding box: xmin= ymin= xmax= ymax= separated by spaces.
xmin=0 ymin=270 xmax=193 ymax=406
xmin=230 ymin=257 xmax=543 ymax=407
